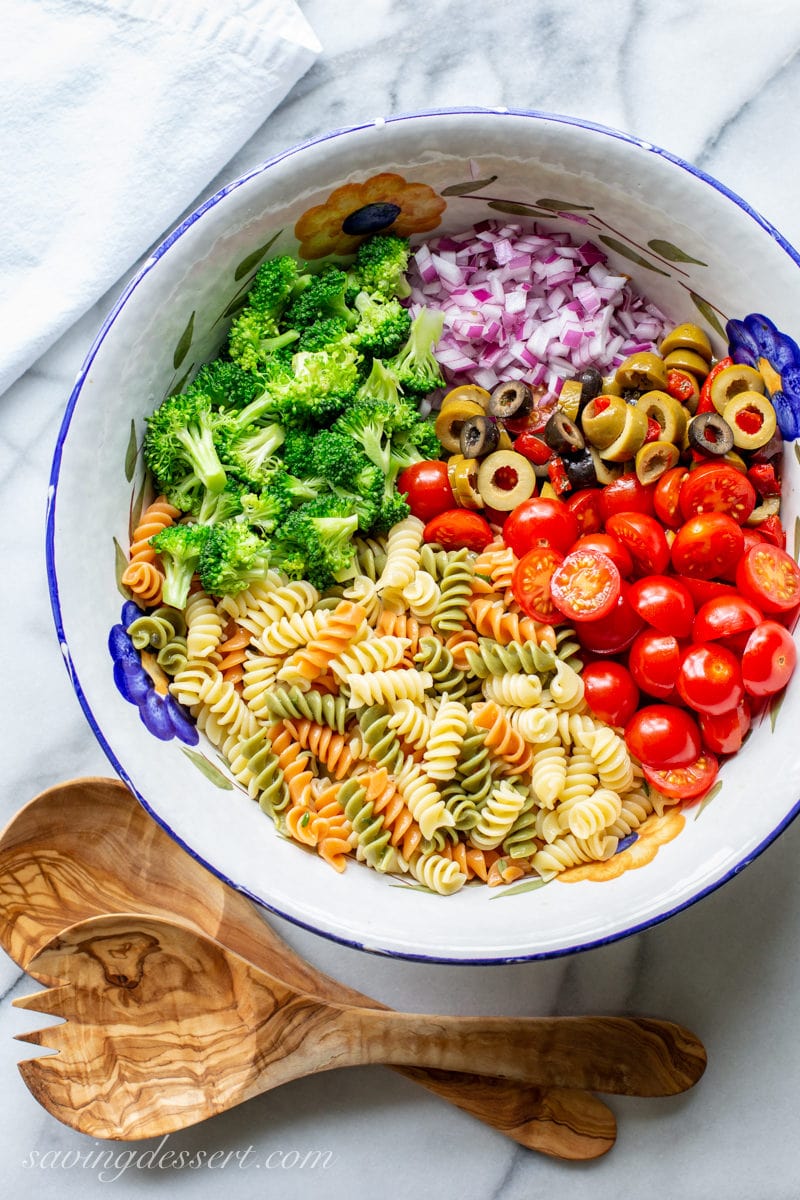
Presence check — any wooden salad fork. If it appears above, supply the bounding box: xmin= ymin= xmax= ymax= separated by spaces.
xmin=14 ymin=910 xmax=706 ymax=1141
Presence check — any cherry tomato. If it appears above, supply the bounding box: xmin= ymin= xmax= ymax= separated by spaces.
xmin=423 ymin=509 xmax=493 ymax=553
xmin=625 ymin=704 xmax=702 ymax=769
xmin=697 ymin=356 xmax=733 ymax=412
xmin=653 ymin=466 xmax=689 ymax=530
xmin=605 ymin=512 xmax=670 ymax=577
xmin=503 ymin=411 xmax=548 ymax=436
xmin=575 ymin=583 xmax=646 ymax=656
xmin=511 ymin=545 xmax=565 ymax=623
xmin=676 ymin=643 xmax=744 ymax=716
xmin=502 ymin=496 xmax=578 ymax=557
xmin=741 ymin=621 xmax=798 ymax=697
xmin=692 ymin=595 xmax=763 ymax=643
xmin=673 ymin=575 xmax=738 ymax=608
xmin=565 ymin=488 xmax=605 ymax=535
xmin=700 ymin=703 xmax=751 ymax=756
xmin=643 ymin=752 xmax=719 ymax=800
xmin=397 ymin=461 xmax=455 ymax=523
xmin=736 ymin=543 xmax=800 ymax=613
xmin=550 ymin=549 xmax=621 ymax=622
xmin=756 ymin=514 xmax=787 ymax=550
xmin=628 ymin=631 xmax=683 ymax=700
xmin=571 ymin=532 xmax=634 ymax=578
xmin=679 ymin=461 xmax=756 ymax=524
xmin=513 ymin=432 xmax=552 ymax=465
xmin=581 ymin=661 xmax=640 ymax=727
xmin=627 ymin=575 xmax=695 ymax=638
xmin=742 ymin=529 xmax=766 ymax=554
xmin=599 ymin=473 xmax=656 ymax=520
xmin=670 ymin=512 xmax=744 ymax=580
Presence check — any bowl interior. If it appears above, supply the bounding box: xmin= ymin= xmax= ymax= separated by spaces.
xmin=48 ymin=109 xmax=800 ymax=961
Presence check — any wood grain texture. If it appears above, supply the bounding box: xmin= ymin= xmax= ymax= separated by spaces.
xmin=15 ymin=911 xmax=705 ymax=1140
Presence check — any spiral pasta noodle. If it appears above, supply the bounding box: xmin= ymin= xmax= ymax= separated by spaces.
xmin=386 ymin=698 xmax=431 ymax=751
xmin=483 ymin=672 xmax=543 ymax=708
xmin=357 ymin=706 xmax=404 ymax=774
xmin=329 ymin=635 xmax=410 ymax=683
xmin=278 ymin=600 xmax=368 ymax=688
xmin=472 ymin=701 xmax=533 ymax=776
xmin=409 ymin=850 xmax=467 ymax=896
xmin=422 ymin=697 xmax=469 ymax=782
xmin=377 ymin=516 xmax=424 ymax=592
xmin=465 ymin=637 xmax=557 ymax=679
xmin=395 ymin=756 xmax=455 ymax=840
xmin=121 ymin=496 xmax=181 ymax=604
xmin=126 ymin=605 xmax=186 ymax=650
xmin=339 ymin=776 xmax=400 ymax=873
xmin=402 ymin=570 xmax=440 ymax=620
xmin=184 ymin=589 xmax=225 ymax=660
xmin=217 ymin=621 xmax=250 ymax=686
xmin=347 ymin=668 xmax=432 ymax=710
xmin=310 ymin=779 xmax=355 ymax=873
xmin=467 ymin=597 xmax=549 ymax=647
xmin=285 ymin=718 xmax=363 ymax=780
xmin=432 ymin=550 xmax=475 ymax=634
xmin=262 ymin=684 xmax=349 ymax=733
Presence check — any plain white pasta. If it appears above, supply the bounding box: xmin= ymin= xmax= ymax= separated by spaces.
xmin=469 ymin=779 xmax=527 ymax=850
xmin=547 ymin=658 xmax=586 ymax=711
xmin=377 ymin=515 xmax=424 ymax=592
xmin=171 ymin=664 xmax=258 ymax=752
xmin=395 ymin=756 xmax=456 ymax=840
xmin=409 ymin=850 xmax=467 ymax=895
xmin=253 ymin=608 xmax=332 ymax=656
xmin=185 ymin=590 xmax=225 ymax=660
xmin=506 ymin=705 xmax=560 ymax=744
xmin=343 ymin=575 xmax=383 ymax=625
xmin=328 ymin=636 xmax=410 ymax=682
xmin=387 ymin=698 xmax=432 ymax=750
xmin=215 ymin=572 xmax=291 ymax=620
xmin=609 ymin=788 xmax=655 ymax=838
xmin=584 ymin=725 xmax=635 ymax=793
xmin=422 ymin=697 xmax=469 ymax=781
xmin=241 ymin=653 xmax=286 ymax=719
xmin=229 ymin=581 xmax=320 ymax=643
xmin=530 ymin=738 xmax=568 ymax=808
xmin=483 ymin=672 xmax=543 ymax=708
xmin=532 ymin=830 xmax=618 ymax=877
xmin=555 ymin=710 xmax=596 ymax=748
xmin=402 ymin=570 xmax=440 ymax=620
xmin=565 ymin=786 xmax=623 ymax=841
xmin=346 ymin=668 xmax=433 ymax=710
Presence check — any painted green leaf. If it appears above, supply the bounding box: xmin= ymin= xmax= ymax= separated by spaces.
xmin=234 ymin=230 xmax=283 ymax=281
xmin=794 ymin=515 xmax=800 ymax=562
xmin=124 ymin=420 xmax=138 ymax=482
xmin=113 ymin=538 xmax=133 ymax=601
xmin=220 ymin=293 xmax=251 ymax=321
xmin=129 ymin=477 xmax=147 ymax=543
xmin=689 ymin=292 xmax=727 ymax=340
xmin=388 ymin=879 xmax=438 ymax=895
xmin=536 ymin=198 xmax=594 ymax=212
xmin=181 ymin=747 xmax=234 ymax=790
xmin=441 ymin=176 xmax=497 ymax=196
xmin=597 ymin=235 xmax=669 ymax=276
xmin=794 ymin=442 xmax=800 ymax=469
xmin=693 ymin=779 xmax=723 ymax=820
xmin=770 ymin=689 xmax=787 ymax=732
xmin=487 ymin=200 xmax=553 ymax=218
xmin=167 ymin=364 xmax=194 ymax=399
xmin=173 ymin=311 xmax=195 ymax=369
xmin=648 ymin=239 xmax=707 ymax=266
xmin=491 ymin=876 xmax=551 ymax=898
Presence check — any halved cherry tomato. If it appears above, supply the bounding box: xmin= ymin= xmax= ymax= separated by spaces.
xmin=627 ymin=575 xmax=695 ymax=638
xmin=756 ymin=514 xmax=787 ymax=549
xmin=676 ymin=643 xmax=744 ymax=716
xmin=692 ymin=595 xmax=763 ymax=643
xmin=549 ymin=549 xmax=621 ymax=622
xmin=679 ymin=461 xmax=756 ymax=524
xmin=574 ymin=583 xmax=646 ymax=656
xmin=736 ymin=543 xmax=800 ymax=613
xmin=628 ymin=631 xmax=683 ymax=700
xmin=565 ymin=488 xmax=605 ymax=535
xmin=581 ymin=661 xmax=640 ymax=727
xmin=673 ymin=575 xmax=738 ymax=608
xmin=397 ymin=461 xmax=455 ymax=523
xmin=511 ymin=545 xmax=565 ymax=623
xmin=599 ymin=473 xmax=656 ymax=520
xmin=571 ymin=532 xmax=634 ymax=578
xmin=670 ymin=512 xmax=744 ymax=580
xmin=605 ymin=512 xmax=670 ymax=577
xmin=700 ymin=703 xmax=751 ymax=756
xmin=503 ymin=411 xmax=548 ymax=436
xmin=653 ymin=466 xmax=689 ymax=530
xmin=423 ymin=509 xmax=493 ymax=553
xmin=502 ymin=496 xmax=578 ymax=557
xmin=643 ymin=751 xmax=719 ymax=800
xmin=625 ymin=704 xmax=702 ymax=769
xmin=741 ymin=621 xmax=798 ymax=697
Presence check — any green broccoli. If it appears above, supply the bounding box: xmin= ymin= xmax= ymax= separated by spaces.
xmin=310 ymin=430 xmax=373 ymax=489
xmin=227 ymin=312 xmax=299 ymax=375
xmin=188 ymin=360 xmax=262 ymax=410
xmin=238 ymin=468 xmax=313 ymax=533
xmin=143 ymin=391 xmax=228 ymax=496
xmin=226 ymin=254 xmax=307 ymax=373
xmin=279 ymin=497 xmax=359 ymax=591
xmin=217 ymin=421 xmax=286 ymax=489
xmin=332 ymin=395 xmax=418 ymax=478
xmin=352 ymin=292 xmax=412 ymax=358
xmin=271 ymin=344 xmax=363 ymax=428
xmin=354 ymin=355 xmax=403 ymax=406
xmin=283 ymin=266 xmax=357 ymax=331
xmin=385 ymin=307 xmax=445 ymax=397
xmin=371 ymin=491 xmax=411 ymax=535
xmin=390 ymin=419 xmax=443 ymax=476
xmin=149 ymin=523 xmax=211 ymax=610
xmin=194 ymin=477 xmax=247 ymax=524
xmin=197 ymin=520 xmax=271 ymax=597
xmin=298 ymin=316 xmax=351 ymax=352
xmin=353 ymin=234 xmax=412 ymax=299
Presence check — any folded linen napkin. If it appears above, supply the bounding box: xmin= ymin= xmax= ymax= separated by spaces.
xmin=0 ymin=0 xmax=320 ymax=397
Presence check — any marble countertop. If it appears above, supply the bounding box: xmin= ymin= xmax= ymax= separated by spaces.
xmin=3 ymin=1 xmax=800 ymax=1195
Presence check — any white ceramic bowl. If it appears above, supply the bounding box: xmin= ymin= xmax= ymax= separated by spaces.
xmin=47 ymin=108 xmax=800 ymax=962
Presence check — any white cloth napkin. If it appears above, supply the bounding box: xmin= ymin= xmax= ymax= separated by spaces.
xmin=0 ymin=0 xmax=320 ymax=397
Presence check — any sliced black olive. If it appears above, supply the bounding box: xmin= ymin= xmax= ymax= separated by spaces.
xmin=459 ymin=415 xmax=500 ymax=457
xmin=544 ymin=410 xmax=585 ymax=454
xmin=577 ymin=366 xmax=603 ymax=403
xmin=622 ymin=387 xmax=643 ymax=403
xmin=687 ymin=412 xmax=734 ymax=457
xmin=563 ymin=448 xmax=598 ymax=490
xmin=488 ymin=380 xmax=533 ymax=419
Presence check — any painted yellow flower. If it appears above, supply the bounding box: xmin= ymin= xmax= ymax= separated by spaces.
xmin=294 ymin=172 xmax=446 ymax=259
xmin=556 ymin=808 xmax=686 ymax=884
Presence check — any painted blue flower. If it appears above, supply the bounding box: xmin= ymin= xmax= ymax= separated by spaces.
xmin=109 ymin=601 xmax=198 ymax=745
xmin=726 ymin=312 xmax=800 ymax=439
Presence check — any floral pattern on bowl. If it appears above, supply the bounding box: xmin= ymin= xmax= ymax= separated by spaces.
xmin=727 ymin=312 xmax=800 ymax=439
xmin=109 ymin=601 xmax=198 ymax=745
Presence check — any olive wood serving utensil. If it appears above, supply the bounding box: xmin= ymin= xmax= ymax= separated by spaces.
xmin=0 ymin=778 xmax=618 ymax=1159
xmin=15 ymin=910 xmax=706 ymax=1140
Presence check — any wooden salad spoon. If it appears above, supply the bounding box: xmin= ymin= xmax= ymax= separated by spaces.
xmin=15 ymin=909 xmax=706 ymax=1141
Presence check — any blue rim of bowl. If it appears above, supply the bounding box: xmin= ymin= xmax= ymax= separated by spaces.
xmin=45 ymin=105 xmax=800 ymax=964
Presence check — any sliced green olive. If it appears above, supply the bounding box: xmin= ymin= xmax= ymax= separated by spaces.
xmin=614 ymin=351 xmax=668 ymax=392
xmin=635 ymin=440 xmax=680 ymax=485
xmin=635 ymin=390 xmax=688 ymax=445
xmin=544 ymin=410 xmax=585 ymax=454
xmin=558 ymin=379 xmax=584 ymax=422
xmin=476 ymin=451 xmax=536 ymax=510
xmin=663 ymin=348 xmax=711 ymax=380
xmin=588 ymin=446 xmax=622 ymax=485
xmin=581 ymin=395 xmax=627 ymax=450
xmin=601 ymin=372 xmax=624 ymax=397
xmin=659 ymin=323 xmax=713 ymax=363
xmin=441 ymin=384 xmax=492 ymax=411
xmin=709 ymin=363 xmax=766 ymax=414
xmin=721 ymin=392 xmax=777 ymax=449
xmin=687 ymin=412 xmax=734 ymax=457
xmin=488 ymin=380 xmax=534 ymax=419
xmin=601 ymin=404 xmax=650 ymax=462
xmin=435 ymin=398 xmax=486 ymax=452
xmin=447 ymin=455 xmax=484 ymax=509
xmin=746 ymin=495 xmax=781 ymax=526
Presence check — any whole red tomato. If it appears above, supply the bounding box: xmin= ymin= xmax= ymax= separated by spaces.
xmin=700 ymin=703 xmax=751 ymax=756
xmin=581 ymin=661 xmax=640 ymax=726
xmin=574 ymin=583 xmax=646 ymax=655
xmin=625 ymin=704 xmax=702 ymax=769
xmin=741 ymin=621 xmax=798 ymax=697
xmin=627 ymin=575 xmax=695 ymax=638
xmin=628 ymin=630 xmax=683 ymax=700
xmin=503 ymin=496 xmax=578 ymax=557
xmin=670 ymin=512 xmax=744 ymax=580
xmin=676 ymin=642 xmax=745 ymax=715
xmin=599 ymin=473 xmax=655 ymax=520
xmin=397 ymin=460 xmax=455 ymax=522
xmin=423 ymin=509 xmax=493 ymax=553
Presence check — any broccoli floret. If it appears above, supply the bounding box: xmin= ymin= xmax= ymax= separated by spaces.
xmin=197 ymin=521 xmax=271 ymax=597
xmin=391 ymin=419 xmax=443 ymax=474
xmin=282 ymin=428 xmax=316 ymax=477
xmin=272 ymin=344 xmax=363 ymax=428
xmin=227 ymin=311 xmax=300 ymax=375
xmin=298 ymin=316 xmax=351 ymax=352
xmin=149 ymin=523 xmax=211 ymax=610
xmin=333 ymin=395 xmax=418 ymax=477
xmin=194 ymin=477 xmax=246 ymax=524
xmin=188 ymin=360 xmax=262 ymax=410
xmin=353 ymin=234 xmax=412 ymax=299
xmin=371 ymin=491 xmax=411 ymax=535
xmin=247 ymin=254 xmax=306 ymax=313
xmin=143 ymin=391 xmax=228 ymax=495
xmin=279 ymin=497 xmax=359 ymax=590
xmin=385 ymin=307 xmax=445 ymax=398
xmin=284 ymin=266 xmax=357 ymax=331
xmin=310 ymin=431 xmax=372 ymax=488
xmin=239 ymin=467 xmax=312 ymax=533
xmin=352 ymin=292 xmax=412 ymax=358
xmin=354 ymin=355 xmax=403 ymax=406
xmin=226 ymin=254 xmax=307 ymax=373
xmin=217 ymin=422 xmax=286 ymax=490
